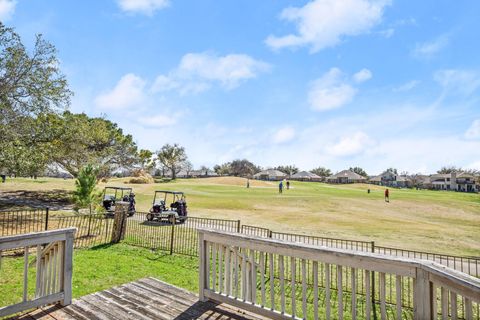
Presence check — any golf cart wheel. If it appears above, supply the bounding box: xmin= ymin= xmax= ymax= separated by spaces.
xmin=146 ymin=213 xmax=154 ymax=221
xmin=128 ymin=211 xmax=135 ymax=217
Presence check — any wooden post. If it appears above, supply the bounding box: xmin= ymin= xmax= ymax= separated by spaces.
xmin=62 ymin=231 xmax=74 ymax=306
xmin=170 ymin=214 xmax=176 ymax=255
xmin=414 ymin=268 xmax=432 ymax=320
xmin=198 ymin=232 xmax=207 ymax=301
xmin=111 ymin=202 xmax=128 ymax=243
xmin=44 ymin=208 xmax=49 ymax=231
xmin=236 ymin=220 xmax=241 ymax=233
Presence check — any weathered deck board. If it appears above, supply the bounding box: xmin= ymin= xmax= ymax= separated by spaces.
xmin=10 ymin=278 xmax=267 ymax=320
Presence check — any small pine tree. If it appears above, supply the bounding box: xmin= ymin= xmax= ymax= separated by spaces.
xmin=73 ymin=164 xmax=98 ymax=210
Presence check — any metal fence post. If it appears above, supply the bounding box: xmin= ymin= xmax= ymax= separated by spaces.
xmin=170 ymin=215 xmax=176 ymax=255
xmin=44 ymin=208 xmax=49 ymax=231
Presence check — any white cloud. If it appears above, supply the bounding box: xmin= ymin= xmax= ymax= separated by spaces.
xmin=0 ymin=0 xmax=16 ymax=20
xmin=117 ymin=0 xmax=169 ymax=15
xmin=393 ymin=80 xmax=420 ymax=92
xmin=152 ymin=52 xmax=270 ymax=94
xmin=95 ymin=73 xmax=147 ymax=109
xmin=378 ymin=28 xmax=394 ymax=38
xmin=353 ymin=68 xmax=372 ymax=83
xmin=308 ymin=68 xmax=358 ymax=111
xmin=265 ymin=0 xmax=391 ymax=53
xmin=465 ymin=119 xmax=480 ymax=140
xmin=138 ymin=114 xmax=178 ymax=128
xmin=434 ymin=69 xmax=480 ymax=96
xmin=412 ymin=34 xmax=449 ymax=59
xmin=272 ymin=126 xmax=296 ymax=144
xmin=327 ymin=131 xmax=374 ymax=157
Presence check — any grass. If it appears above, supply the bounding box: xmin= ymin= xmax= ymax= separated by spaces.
xmin=0 ymin=244 xmax=198 ymax=307
xmin=1 ymin=177 xmax=479 ymax=256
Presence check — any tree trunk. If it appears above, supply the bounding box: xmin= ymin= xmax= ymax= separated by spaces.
xmin=172 ymin=166 xmax=176 ymax=180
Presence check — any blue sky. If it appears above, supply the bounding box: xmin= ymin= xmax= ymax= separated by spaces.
xmin=2 ymin=0 xmax=480 ymax=174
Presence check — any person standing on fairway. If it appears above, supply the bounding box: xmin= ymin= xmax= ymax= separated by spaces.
xmin=279 ymin=181 xmax=283 ymax=194
xmin=384 ymin=188 xmax=390 ymax=202
xmin=286 ymin=180 xmax=290 ymax=190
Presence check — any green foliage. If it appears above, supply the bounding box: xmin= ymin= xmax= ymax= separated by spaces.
xmin=0 ymin=23 xmax=72 ymax=176
xmin=156 ymin=144 xmax=188 ymax=180
xmin=437 ymin=166 xmax=462 ymax=174
xmin=310 ymin=167 xmax=332 ymax=177
xmin=274 ymin=165 xmax=299 ymax=176
xmin=138 ymin=149 xmax=155 ymax=170
xmin=73 ymin=164 xmax=98 ymax=209
xmin=384 ymin=167 xmax=398 ymax=175
xmin=349 ymin=166 xmax=368 ymax=177
xmin=52 ymin=112 xmax=138 ymax=177
xmin=214 ymin=159 xmax=260 ymax=177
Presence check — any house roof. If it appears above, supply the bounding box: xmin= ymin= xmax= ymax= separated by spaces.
xmin=369 ymin=175 xmax=382 ymax=182
xmin=291 ymin=171 xmax=321 ymax=179
xmin=253 ymin=169 xmax=287 ymax=178
xmin=327 ymin=170 xmax=366 ymax=180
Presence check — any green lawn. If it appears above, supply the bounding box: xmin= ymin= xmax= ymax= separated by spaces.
xmin=0 ymin=244 xmax=198 ymax=307
xmin=1 ymin=177 xmax=479 ymax=256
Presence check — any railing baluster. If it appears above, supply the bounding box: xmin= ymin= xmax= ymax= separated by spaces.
xmin=35 ymin=244 xmax=42 ymax=298
xmin=250 ymin=249 xmax=256 ymax=304
xmin=259 ymin=252 xmax=265 ymax=307
xmin=279 ymin=255 xmax=285 ymax=314
xmin=212 ymin=243 xmax=217 ymax=292
xmin=205 ymin=242 xmax=210 ymax=291
xmin=380 ymin=272 xmax=386 ymax=320
xmin=302 ymin=259 xmax=307 ymax=319
xmin=313 ymin=261 xmax=319 ymax=320
xmin=234 ymin=246 xmax=239 ymax=298
xmin=291 ymin=256 xmax=296 ymax=317
xmin=225 ymin=246 xmax=231 ymax=296
xmin=351 ymin=267 xmax=356 ymax=320
xmin=365 ymin=269 xmax=371 ymax=320
xmin=269 ymin=253 xmax=275 ymax=310
xmin=465 ymin=298 xmax=472 ymax=320
xmin=242 ymin=248 xmax=247 ymax=301
xmin=338 ymin=265 xmax=343 ymax=320
xmin=396 ymin=275 xmax=402 ymax=320
xmin=23 ymin=246 xmax=29 ymax=302
xmin=451 ymin=292 xmax=458 ymax=320
xmin=218 ymin=245 xmax=223 ymax=294
xmin=441 ymin=286 xmax=448 ymax=320
xmin=326 ymin=263 xmax=331 ymax=320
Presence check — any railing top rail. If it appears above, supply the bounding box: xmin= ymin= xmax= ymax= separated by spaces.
xmin=0 ymin=228 xmax=76 ymax=251
xmin=198 ymin=228 xmax=480 ymax=301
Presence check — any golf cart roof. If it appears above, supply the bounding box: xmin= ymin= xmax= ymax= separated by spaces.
xmin=105 ymin=187 xmax=133 ymax=191
xmin=154 ymin=190 xmax=184 ymax=195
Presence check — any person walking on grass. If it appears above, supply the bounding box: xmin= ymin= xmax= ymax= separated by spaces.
xmin=385 ymin=188 xmax=390 ymax=202
xmin=279 ymin=181 xmax=283 ymax=194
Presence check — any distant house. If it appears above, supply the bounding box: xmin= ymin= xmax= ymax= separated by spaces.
xmin=423 ymin=172 xmax=478 ymax=192
xmin=369 ymin=171 xmax=412 ymax=188
xmin=176 ymin=169 xmax=218 ymax=178
xmin=290 ymin=171 xmax=322 ymax=182
xmin=253 ymin=169 xmax=287 ymax=181
xmin=326 ymin=170 xmax=367 ymax=184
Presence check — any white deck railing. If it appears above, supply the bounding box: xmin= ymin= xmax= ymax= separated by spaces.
xmin=198 ymin=228 xmax=480 ymax=320
xmin=0 ymin=228 xmax=76 ymax=318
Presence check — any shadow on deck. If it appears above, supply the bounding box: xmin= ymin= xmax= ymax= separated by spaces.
xmin=11 ymin=278 xmax=267 ymax=320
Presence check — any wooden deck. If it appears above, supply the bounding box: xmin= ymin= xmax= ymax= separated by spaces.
xmin=11 ymin=278 xmax=267 ymax=320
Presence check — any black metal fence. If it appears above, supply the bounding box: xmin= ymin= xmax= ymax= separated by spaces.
xmin=1 ymin=208 xmax=479 ymax=279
